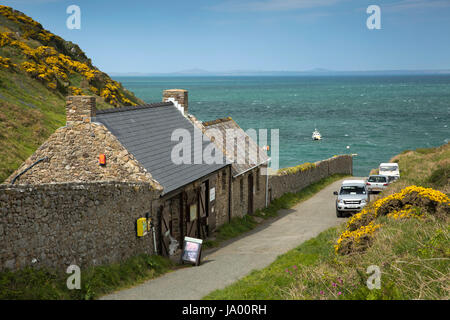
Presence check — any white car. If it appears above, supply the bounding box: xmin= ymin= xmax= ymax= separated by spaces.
xmin=334 ymin=180 xmax=369 ymax=218
xmin=366 ymin=175 xmax=389 ymax=193
xmin=379 ymin=163 xmax=400 ymax=181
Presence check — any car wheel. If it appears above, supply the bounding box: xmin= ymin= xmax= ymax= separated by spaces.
xmin=336 ymin=209 xmax=343 ymax=218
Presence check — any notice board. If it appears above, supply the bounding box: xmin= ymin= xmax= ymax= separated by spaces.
xmin=181 ymin=236 xmax=203 ymax=266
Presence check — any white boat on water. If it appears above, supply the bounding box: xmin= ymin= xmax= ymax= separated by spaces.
xmin=312 ymin=129 xmax=322 ymax=140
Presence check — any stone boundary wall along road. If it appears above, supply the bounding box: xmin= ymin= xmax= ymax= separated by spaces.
xmin=0 ymin=182 xmax=161 ymax=272
xmin=269 ymin=155 xmax=353 ymax=200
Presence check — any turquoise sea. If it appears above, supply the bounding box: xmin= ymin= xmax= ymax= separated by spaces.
xmin=114 ymin=75 xmax=450 ymax=176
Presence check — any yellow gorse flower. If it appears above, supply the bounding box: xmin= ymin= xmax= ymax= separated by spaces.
xmin=335 ymin=185 xmax=449 ymax=254
xmin=69 ymin=86 xmax=83 ymax=96
xmin=335 ymin=221 xmax=381 ymax=252
xmin=1 ymin=5 xmax=137 ymax=106
xmin=375 ymin=186 xmax=450 ymax=209
xmin=387 ymin=205 xmax=423 ymax=220
xmin=277 ymin=162 xmax=316 ymax=175
xmin=0 ymin=56 xmax=16 ymax=69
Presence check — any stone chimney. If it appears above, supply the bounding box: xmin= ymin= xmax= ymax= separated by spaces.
xmin=163 ymin=89 xmax=188 ymax=115
xmin=66 ymin=96 xmax=96 ymax=125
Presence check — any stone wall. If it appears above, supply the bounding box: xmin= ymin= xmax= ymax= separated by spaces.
xmin=231 ymin=166 xmax=268 ymax=218
xmin=0 ymin=182 xmax=160 ymax=272
xmin=66 ymin=96 xmax=96 ymax=125
xmin=268 ymin=155 xmax=353 ymax=200
xmin=163 ymin=89 xmax=188 ymax=115
xmin=230 ymin=176 xmax=243 ymax=218
xmin=157 ymin=165 xmax=230 ymax=250
xmin=0 ymin=155 xmax=352 ymax=272
xmin=254 ymin=165 xmax=268 ymax=211
xmin=214 ymin=166 xmax=231 ymax=228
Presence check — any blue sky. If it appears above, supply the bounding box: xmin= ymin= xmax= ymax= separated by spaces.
xmin=3 ymin=0 xmax=450 ymax=73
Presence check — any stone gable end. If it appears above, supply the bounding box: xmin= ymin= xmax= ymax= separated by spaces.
xmin=5 ymin=122 xmax=162 ymax=189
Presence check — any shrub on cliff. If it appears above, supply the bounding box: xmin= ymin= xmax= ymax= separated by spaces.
xmin=335 ymin=186 xmax=450 ymax=255
xmin=0 ymin=5 xmax=145 ymax=183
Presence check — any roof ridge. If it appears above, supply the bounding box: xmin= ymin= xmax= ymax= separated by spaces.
xmin=203 ymin=117 xmax=233 ymax=127
xmin=96 ymin=101 xmax=174 ymax=115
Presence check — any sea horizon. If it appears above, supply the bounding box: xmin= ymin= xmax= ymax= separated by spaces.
xmin=115 ymin=74 xmax=450 ymax=177
xmin=110 ymin=69 xmax=450 ymax=77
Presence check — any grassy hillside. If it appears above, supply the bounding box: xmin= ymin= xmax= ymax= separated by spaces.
xmin=370 ymin=143 xmax=449 ymax=194
xmin=389 ymin=144 xmax=450 ymax=194
xmin=205 ymin=143 xmax=449 ymax=300
xmin=0 ymin=5 xmax=144 ymax=182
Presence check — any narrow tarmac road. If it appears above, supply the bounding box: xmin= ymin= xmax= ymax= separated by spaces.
xmin=101 ymin=177 xmax=352 ymax=300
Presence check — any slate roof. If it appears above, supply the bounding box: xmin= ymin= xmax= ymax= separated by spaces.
xmin=202 ymin=118 xmax=270 ymax=177
xmin=94 ymin=102 xmax=228 ymax=195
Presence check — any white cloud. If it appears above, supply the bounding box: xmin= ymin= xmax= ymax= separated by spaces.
xmin=210 ymin=0 xmax=342 ymax=12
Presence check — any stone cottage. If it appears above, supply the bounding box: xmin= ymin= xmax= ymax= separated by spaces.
xmin=5 ymin=93 xmax=232 ymax=259
xmin=200 ymin=117 xmax=270 ymax=218
xmin=1 ymin=90 xmax=354 ymax=272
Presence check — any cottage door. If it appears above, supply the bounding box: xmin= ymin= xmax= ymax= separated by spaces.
xmin=185 ymin=197 xmax=199 ymax=239
xmin=198 ymin=181 xmax=209 ymax=239
xmin=159 ymin=205 xmax=172 ymax=256
xmin=207 ymin=176 xmax=216 ymax=233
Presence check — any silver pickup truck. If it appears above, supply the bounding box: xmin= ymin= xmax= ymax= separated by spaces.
xmin=334 ymin=180 xmax=369 ymax=218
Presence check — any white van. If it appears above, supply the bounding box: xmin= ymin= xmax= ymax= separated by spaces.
xmin=379 ymin=163 xmax=400 ymax=181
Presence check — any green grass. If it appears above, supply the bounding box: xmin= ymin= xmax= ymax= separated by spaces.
xmin=0 ymin=254 xmax=174 ymax=300
xmin=204 ymin=227 xmax=339 ymax=300
xmin=0 ymin=174 xmax=347 ymax=299
xmin=204 ymin=144 xmax=450 ymax=300
xmin=0 ymin=68 xmax=66 ymax=182
xmin=203 ymin=174 xmax=348 ymax=249
xmin=0 ymin=9 xmax=144 ymax=183
xmin=387 ymin=143 xmax=450 ymax=192
xmin=415 ymin=147 xmax=437 ymax=155
xmin=204 ymin=214 xmax=449 ymax=300
xmin=427 ymin=165 xmax=450 ymax=189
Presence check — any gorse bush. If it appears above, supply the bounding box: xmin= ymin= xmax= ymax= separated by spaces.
xmin=207 ymin=144 xmax=450 ymax=300
xmin=0 ymin=5 xmax=144 ymax=182
xmin=335 ymin=186 xmax=450 ymax=255
xmin=335 ymin=221 xmax=382 ymax=255
xmin=277 ymin=162 xmax=316 ymax=175
xmin=0 ymin=56 xmax=16 ymax=69
xmin=0 ymin=5 xmax=140 ymax=107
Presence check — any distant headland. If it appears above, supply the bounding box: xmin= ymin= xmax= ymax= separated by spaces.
xmin=109 ymin=68 xmax=450 ymax=77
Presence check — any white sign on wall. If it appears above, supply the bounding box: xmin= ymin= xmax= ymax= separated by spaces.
xmin=210 ymin=187 xmax=215 ymax=202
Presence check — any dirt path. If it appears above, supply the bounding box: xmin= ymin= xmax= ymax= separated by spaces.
xmin=100 ymin=177 xmax=352 ymax=300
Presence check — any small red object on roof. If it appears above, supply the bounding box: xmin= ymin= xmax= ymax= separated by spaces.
xmin=99 ymin=154 xmax=106 ymax=166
